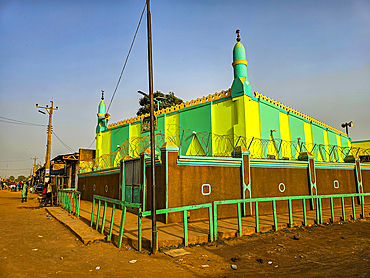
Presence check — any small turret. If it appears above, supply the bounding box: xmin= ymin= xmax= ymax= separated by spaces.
xmin=96 ymin=91 xmax=108 ymax=133
xmin=231 ymin=30 xmax=252 ymax=98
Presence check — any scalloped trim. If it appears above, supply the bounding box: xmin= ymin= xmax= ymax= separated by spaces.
xmin=107 ymin=89 xmax=231 ymax=129
xmin=254 ymin=92 xmax=347 ymax=136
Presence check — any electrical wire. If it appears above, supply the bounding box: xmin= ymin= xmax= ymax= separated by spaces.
xmin=52 ymin=130 xmax=75 ymax=153
xmin=87 ymin=137 xmax=96 ymax=149
xmin=106 ymin=1 xmax=146 ymax=112
xmin=0 ymin=116 xmax=46 ymax=127
xmin=0 ymin=159 xmax=30 ymax=163
xmin=0 ymin=168 xmax=30 ymax=171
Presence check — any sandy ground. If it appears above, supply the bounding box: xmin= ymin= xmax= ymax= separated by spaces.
xmin=1 ymin=189 xmax=370 ymax=278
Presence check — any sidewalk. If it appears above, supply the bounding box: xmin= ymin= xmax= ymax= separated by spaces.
xmin=49 ymin=197 xmax=370 ymax=251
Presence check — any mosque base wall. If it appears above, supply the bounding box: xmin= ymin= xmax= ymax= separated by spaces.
xmin=78 ymin=168 xmax=120 ymax=203
xmin=77 ymin=149 xmax=370 ymax=224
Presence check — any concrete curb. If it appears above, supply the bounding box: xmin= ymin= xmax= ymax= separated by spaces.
xmin=46 ymin=206 xmax=106 ymax=244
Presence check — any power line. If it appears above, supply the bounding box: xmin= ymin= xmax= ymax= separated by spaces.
xmin=107 ymin=1 xmax=146 ymax=112
xmin=52 ymin=130 xmax=75 ymax=153
xmin=87 ymin=137 xmax=96 ymax=149
xmin=0 ymin=168 xmax=30 ymax=171
xmin=0 ymin=116 xmax=46 ymax=127
xmin=0 ymin=159 xmax=30 ymax=163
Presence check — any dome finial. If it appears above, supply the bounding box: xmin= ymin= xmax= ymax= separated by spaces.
xmin=101 ymin=90 xmax=104 ymax=100
xmin=236 ymin=29 xmax=241 ymax=42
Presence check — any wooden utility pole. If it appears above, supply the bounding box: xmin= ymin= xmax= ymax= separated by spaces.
xmin=30 ymin=156 xmax=37 ymax=184
xmin=31 ymin=156 xmax=37 ymax=176
xmin=36 ymin=101 xmax=58 ymax=183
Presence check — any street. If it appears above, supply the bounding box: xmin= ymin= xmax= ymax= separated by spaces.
xmin=1 ymin=189 xmax=370 ymax=277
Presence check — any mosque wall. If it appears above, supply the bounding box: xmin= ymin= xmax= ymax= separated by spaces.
xmin=78 ymin=169 xmax=120 ymax=202
xmin=362 ymin=169 xmax=370 ymax=203
xmin=95 ymin=90 xmax=350 ymax=165
xmin=78 ymin=142 xmax=370 ymax=224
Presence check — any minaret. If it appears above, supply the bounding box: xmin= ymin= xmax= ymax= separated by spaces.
xmin=231 ymin=30 xmax=252 ymax=98
xmin=96 ymin=91 xmax=108 ymax=133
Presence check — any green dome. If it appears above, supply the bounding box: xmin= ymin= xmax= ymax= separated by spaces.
xmin=98 ymin=100 xmax=106 ymax=115
xmin=232 ymin=41 xmax=248 ymax=79
xmin=233 ymin=42 xmax=246 ymax=61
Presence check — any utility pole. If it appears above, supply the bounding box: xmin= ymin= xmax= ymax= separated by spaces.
xmin=31 ymin=156 xmax=37 ymax=176
xmin=31 ymin=156 xmax=37 ymax=184
xmin=36 ymin=101 xmax=58 ymax=183
xmin=146 ymin=0 xmax=157 ymax=254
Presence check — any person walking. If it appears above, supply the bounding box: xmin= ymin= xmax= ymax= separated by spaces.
xmin=47 ymin=181 xmax=53 ymax=206
xmin=21 ymin=181 xmax=28 ymax=203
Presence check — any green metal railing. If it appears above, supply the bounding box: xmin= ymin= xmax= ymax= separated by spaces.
xmin=57 ymin=189 xmax=81 ymax=217
xmin=90 ymin=195 xmax=214 ymax=251
xmin=90 ymin=195 xmax=142 ymax=249
xmin=213 ymin=192 xmax=370 ymax=240
xmin=141 ymin=203 xmax=214 ymax=249
xmin=89 ymin=192 xmax=369 ymax=251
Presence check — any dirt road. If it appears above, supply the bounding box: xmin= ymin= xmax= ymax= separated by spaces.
xmin=1 ymin=189 xmax=370 ymax=277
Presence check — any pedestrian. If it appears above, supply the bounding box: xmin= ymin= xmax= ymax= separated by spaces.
xmin=21 ymin=181 xmax=28 ymax=203
xmin=41 ymin=182 xmax=47 ymax=206
xmin=47 ymin=181 xmax=53 ymax=205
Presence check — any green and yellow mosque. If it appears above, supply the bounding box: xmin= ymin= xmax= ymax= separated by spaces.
xmin=87 ymin=32 xmax=351 ymax=172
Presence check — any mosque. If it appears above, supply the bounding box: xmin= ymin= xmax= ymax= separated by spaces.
xmin=78 ymin=32 xmax=368 ymax=223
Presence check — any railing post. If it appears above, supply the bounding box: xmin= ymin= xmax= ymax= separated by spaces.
xmin=330 ymin=197 xmax=334 ymax=222
xmin=70 ymin=193 xmax=74 ymax=214
xmin=117 ymin=206 xmax=127 ymax=248
xmin=237 ymin=203 xmax=242 ymax=237
xmin=319 ymin=197 xmax=323 ymax=224
xmin=208 ymin=205 xmax=214 ymax=242
xmin=138 ymin=207 xmax=142 ymax=251
xmin=183 ymin=210 xmax=188 ymax=246
xmin=272 ymin=200 xmax=278 ymax=231
xmin=255 ymin=201 xmax=259 ymax=233
xmin=96 ymin=200 xmax=101 ymax=230
xmin=101 ymin=201 xmax=108 ymax=234
xmin=74 ymin=192 xmax=77 ymax=215
xmin=341 ymin=197 xmax=346 ymax=221
xmin=108 ymin=204 xmax=115 ymax=241
xmin=288 ymin=199 xmax=293 ymax=228
xmin=316 ymin=198 xmax=320 ymax=224
xmin=302 ymin=199 xmax=307 ymax=226
xmin=77 ymin=193 xmax=80 ymax=217
xmin=351 ymin=196 xmax=356 ymax=220
xmin=66 ymin=191 xmax=69 ymax=210
xmin=90 ymin=197 xmax=95 ymax=227
xmin=361 ymin=195 xmax=365 ymax=218
xmin=213 ymin=202 xmax=218 ymax=241
xmin=63 ymin=191 xmax=66 ymax=209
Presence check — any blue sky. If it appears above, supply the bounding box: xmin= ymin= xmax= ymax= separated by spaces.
xmin=1 ymin=0 xmax=369 ymax=177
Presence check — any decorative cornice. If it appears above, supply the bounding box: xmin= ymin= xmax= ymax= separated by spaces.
xmin=107 ymin=89 xmax=231 ymax=129
xmin=254 ymin=92 xmax=347 ymax=136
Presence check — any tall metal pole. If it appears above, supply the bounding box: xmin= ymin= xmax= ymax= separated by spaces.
xmin=146 ymin=0 xmax=157 ymax=254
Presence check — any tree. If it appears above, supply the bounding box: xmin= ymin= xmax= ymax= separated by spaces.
xmin=16 ymin=175 xmax=26 ymax=182
xmin=9 ymin=175 xmax=15 ymax=181
xmin=137 ymin=91 xmax=183 ymax=116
